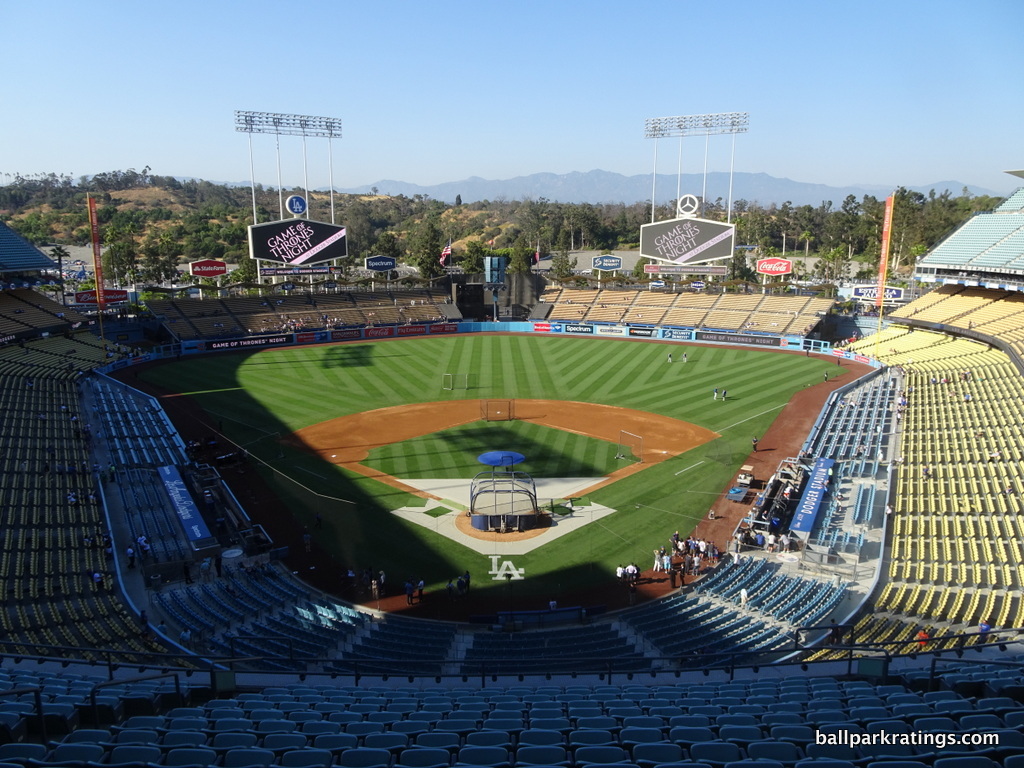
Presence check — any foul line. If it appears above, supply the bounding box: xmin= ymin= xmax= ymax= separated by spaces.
xmin=675 ymin=460 xmax=705 ymax=476
xmin=718 ymin=403 xmax=786 ymax=433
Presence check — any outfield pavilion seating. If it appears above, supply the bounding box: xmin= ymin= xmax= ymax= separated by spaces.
xmin=146 ymin=291 xmax=448 ymax=340
xmin=542 ymin=287 xmax=833 ymax=336
xmin=924 ymin=213 xmax=1024 ymax=268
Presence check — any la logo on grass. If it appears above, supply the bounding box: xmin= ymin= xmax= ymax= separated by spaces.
xmin=488 ymin=555 xmax=525 ymax=580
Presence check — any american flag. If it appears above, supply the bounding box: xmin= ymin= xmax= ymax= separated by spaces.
xmin=439 ymin=240 xmax=452 ymax=266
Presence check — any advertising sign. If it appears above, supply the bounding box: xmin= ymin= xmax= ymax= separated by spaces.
xmin=189 ymin=259 xmax=228 ymax=278
xmin=260 ymin=266 xmax=340 ymax=276
xmin=640 ymin=217 xmax=735 ymax=265
xmin=696 ymin=331 xmax=784 ymax=347
xmin=331 ymin=329 xmax=363 ymax=341
xmin=564 ymin=324 xmax=594 ymax=334
xmin=365 ymin=327 xmax=395 ymax=338
xmin=756 ymin=257 xmax=793 ymax=276
xmin=428 ymin=323 xmax=460 ymax=334
xmin=398 ymin=325 xmax=427 ymax=336
xmin=643 ymin=264 xmax=728 ymax=275
xmin=248 ymin=219 xmax=347 ymax=266
xmin=207 ymin=335 xmax=292 ymax=351
xmin=628 ymin=327 xmax=657 ymax=337
xmin=75 ymin=289 xmax=129 ymax=304
xmin=365 ymin=256 xmax=397 ymax=272
xmin=592 ymin=255 xmax=622 ymax=271
xmin=661 ymin=329 xmax=694 ymax=340
xmin=596 ymin=326 xmax=626 ymax=336
xmin=852 ymin=285 xmax=904 ymax=301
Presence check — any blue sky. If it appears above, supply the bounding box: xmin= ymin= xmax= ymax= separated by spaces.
xmin=3 ymin=0 xmax=1022 ymax=196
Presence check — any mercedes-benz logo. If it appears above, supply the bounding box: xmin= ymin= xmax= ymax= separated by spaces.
xmin=677 ymin=194 xmax=700 ymax=217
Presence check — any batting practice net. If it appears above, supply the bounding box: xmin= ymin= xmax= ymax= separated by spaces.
xmin=615 ymin=429 xmax=644 ymax=463
xmin=480 ymin=399 xmax=515 ymax=422
xmin=441 ymin=373 xmax=475 ymax=390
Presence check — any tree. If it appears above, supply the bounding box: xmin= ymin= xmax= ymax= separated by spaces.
xmin=550 ymin=248 xmax=577 ymax=279
xmin=462 ymin=240 xmax=487 ymax=274
xmin=407 ymin=218 xmax=445 ymax=278
xmin=507 ymin=237 xmax=533 ymax=275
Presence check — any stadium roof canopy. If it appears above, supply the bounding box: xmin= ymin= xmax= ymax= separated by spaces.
xmin=915 ymin=182 xmax=1024 ymax=289
xmin=0 ymin=221 xmax=58 ymax=273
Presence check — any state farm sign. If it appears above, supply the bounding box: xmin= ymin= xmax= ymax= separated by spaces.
xmin=189 ymin=259 xmax=228 ymax=277
xmin=756 ymin=258 xmax=793 ymax=276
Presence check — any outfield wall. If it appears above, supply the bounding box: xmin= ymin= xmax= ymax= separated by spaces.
xmin=100 ymin=321 xmax=884 ymax=373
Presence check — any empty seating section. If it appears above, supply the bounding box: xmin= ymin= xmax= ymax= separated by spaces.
xmin=6 ymin=667 xmax=1022 ymax=767
xmin=155 ymin=566 xmax=370 ymax=671
xmin=461 ymin=625 xmax=647 ymax=676
xmin=146 ymin=291 xmax=447 ymax=339
xmin=925 ymin=213 xmax=1024 ymax=267
xmin=844 ymin=285 xmax=1024 ymax=652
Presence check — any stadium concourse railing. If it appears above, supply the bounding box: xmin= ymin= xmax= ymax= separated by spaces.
xmin=0 ymin=626 xmax=1014 ymax=690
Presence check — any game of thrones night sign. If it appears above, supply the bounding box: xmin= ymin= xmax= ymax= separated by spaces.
xmin=248 ymin=219 xmax=348 ymax=266
xmin=639 ymin=194 xmax=735 ymax=267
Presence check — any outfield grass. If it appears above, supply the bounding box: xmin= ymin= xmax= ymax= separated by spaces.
xmin=143 ymin=334 xmax=843 ymax=603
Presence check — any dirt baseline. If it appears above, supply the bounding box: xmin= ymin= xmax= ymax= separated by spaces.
xmin=293 ymin=399 xmax=719 ymax=499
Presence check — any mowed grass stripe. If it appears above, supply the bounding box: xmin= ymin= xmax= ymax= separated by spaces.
xmin=149 ymin=335 xmax=847 ymax=599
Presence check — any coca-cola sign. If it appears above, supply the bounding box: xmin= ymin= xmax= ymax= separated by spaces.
xmin=756 ymin=258 xmax=793 ymax=275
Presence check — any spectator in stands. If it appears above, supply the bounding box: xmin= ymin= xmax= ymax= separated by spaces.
xmin=916 ymin=627 xmax=930 ymax=649
xmin=979 ymin=617 xmax=993 ymax=643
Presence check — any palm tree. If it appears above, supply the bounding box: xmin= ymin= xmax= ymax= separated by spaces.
xmin=799 ymin=230 xmax=813 ymax=274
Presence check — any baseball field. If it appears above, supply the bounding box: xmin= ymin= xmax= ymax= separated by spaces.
xmin=140 ymin=334 xmax=844 ymax=606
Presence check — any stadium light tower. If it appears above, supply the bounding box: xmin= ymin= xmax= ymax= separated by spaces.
xmin=234 ymin=111 xmax=344 ymax=223
xmin=644 ymin=111 xmax=749 ymax=222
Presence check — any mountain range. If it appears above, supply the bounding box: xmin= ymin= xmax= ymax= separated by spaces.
xmin=332 ymin=170 xmax=996 ymax=207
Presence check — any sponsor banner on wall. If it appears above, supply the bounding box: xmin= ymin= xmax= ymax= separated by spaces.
xmin=661 ymin=329 xmax=694 ymax=340
xmin=564 ymin=323 xmax=594 ymax=334
xmin=643 ymin=264 xmax=728 ymax=275
xmin=294 ymin=331 xmax=330 ymax=343
xmin=75 ymin=289 xmax=129 ymax=304
xmin=331 ymin=329 xmax=363 ymax=341
xmin=428 ymin=323 xmax=460 ymax=334
xmin=695 ymin=331 xmax=783 ymax=347
xmin=628 ymin=327 xmax=657 ymax=337
xmin=398 ymin=325 xmax=427 ymax=336
xmin=790 ymin=457 xmax=835 ymax=534
xmin=158 ymin=465 xmax=213 ymax=542
xmin=596 ymin=325 xmax=627 ymax=336
xmin=260 ymin=266 xmax=341 ymax=276
xmin=365 ymin=327 xmax=395 ymax=338
xmin=533 ymin=323 xmax=554 ymax=333
xmin=207 ymin=335 xmax=292 ymax=351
